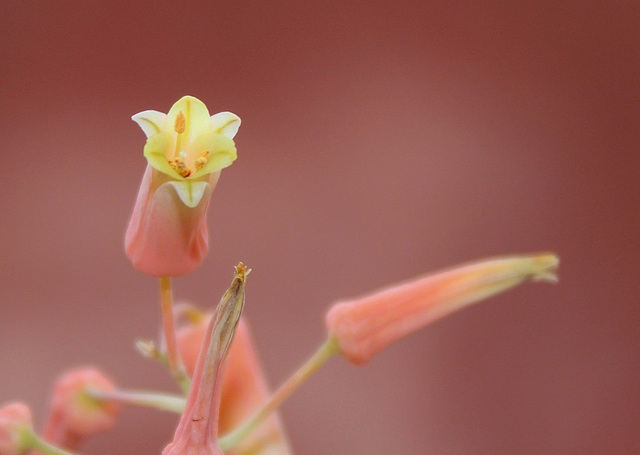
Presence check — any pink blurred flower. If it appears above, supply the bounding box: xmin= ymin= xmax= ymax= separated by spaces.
xmin=0 ymin=402 xmax=32 ymax=455
xmin=326 ymin=253 xmax=559 ymax=365
xmin=176 ymin=311 xmax=291 ymax=455
xmin=125 ymin=95 xmax=240 ymax=277
xmin=40 ymin=367 xmax=120 ymax=450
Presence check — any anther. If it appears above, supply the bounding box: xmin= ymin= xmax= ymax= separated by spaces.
xmin=194 ymin=151 xmax=210 ymax=171
xmin=174 ymin=111 xmax=186 ymax=134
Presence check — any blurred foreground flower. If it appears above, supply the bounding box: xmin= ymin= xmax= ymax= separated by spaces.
xmin=0 ymin=403 xmax=32 ymax=455
xmin=125 ymin=95 xmax=240 ymax=277
xmin=326 ymin=253 xmax=559 ymax=365
xmin=177 ymin=311 xmax=291 ymax=455
xmin=40 ymin=367 xmax=120 ymax=450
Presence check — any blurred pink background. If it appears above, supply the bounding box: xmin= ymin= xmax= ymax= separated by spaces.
xmin=1 ymin=1 xmax=638 ymax=454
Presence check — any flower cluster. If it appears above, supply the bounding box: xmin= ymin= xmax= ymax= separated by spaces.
xmin=0 ymin=96 xmax=559 ymax=455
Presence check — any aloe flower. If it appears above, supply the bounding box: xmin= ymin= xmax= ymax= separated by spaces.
xmin=125 ymin=95 xmax=240 ymax=277
xmin=326 ymin=253 xmax=559 ymax=365
xmin=177 ymin=313 xmax=291 ymax=455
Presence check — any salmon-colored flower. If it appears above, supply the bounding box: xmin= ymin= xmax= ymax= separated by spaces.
xmin=326 ymin=253 xmax=559 ymax=365
xmin=125 ymin=95 xmax=240 ymax=277
xmin=176 ymin=311 xmax=291 ymax=455
xmin=40 ymin=367 xmax=120 ymax=450
xmin=164 ymin=264 xmax=248 ymax=455
xmin=0 ymin=402 xmax=32 ymax=455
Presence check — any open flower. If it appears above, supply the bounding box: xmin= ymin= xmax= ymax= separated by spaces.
xmin=125 ymin=95 xmax=240 ymax=277
xmin=326 ymin=253 xmax=559 ymax=365
xmin=176 ymin=311 xmax=291 ymax=455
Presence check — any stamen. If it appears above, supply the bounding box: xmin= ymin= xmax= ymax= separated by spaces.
xmin=174 ymin=111 xmax=186 ymax=134
xmin=168 ymin=157 xmax=192 ymax=178
xmin=194 ymin=151 xmax=210 ymax=171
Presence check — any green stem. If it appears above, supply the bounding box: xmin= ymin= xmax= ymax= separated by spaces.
xmin=89 ymin=388 xmax=186 ymax=413
xmin=24 ymin=430 xmax=78 ymax=455
xmin=219 ymin=336 xmax=339 ymax=450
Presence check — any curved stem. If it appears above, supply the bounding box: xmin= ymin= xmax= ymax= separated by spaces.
xmin=24 ymin=430 xmax=78 ymax=455
xmin=219 ymin=336 xmax=339 ymax=450
xmin=89 ymin=388 xmax=186 ymax=413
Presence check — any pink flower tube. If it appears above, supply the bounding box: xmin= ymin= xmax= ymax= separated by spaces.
xmin=326 ymin=253 xmax=559 ymax=365
xmin=176 ymin=312 xmax=290 ymax=455
xmin=125 ymin=96 xmax=240 ymax=277
xmin=164 ymin=264 xmax=248 ymax=455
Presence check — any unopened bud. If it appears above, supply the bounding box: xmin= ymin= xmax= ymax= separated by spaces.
xmin=0 ymin=402 xmax=32 ymax=455
xmin=326 ymin=253 xmax=559 ymax=365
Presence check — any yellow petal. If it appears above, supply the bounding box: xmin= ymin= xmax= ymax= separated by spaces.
xmin=166 ymin=96 xmax=213 ymax=146
xmin=189 ymin=131 xmax=237 ymax=178
xmin=143 ymin=132 xmax=182 ymax=179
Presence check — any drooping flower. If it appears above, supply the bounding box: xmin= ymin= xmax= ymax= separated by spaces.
xmin=125 ymin=95 xmax=240 ymax=277
xmin=326 ymin=253 xmax=559 ymax=365
xmin=0 ymin=402 xmax=32 ymax=455
xmin=164 ymin=264 xmax=248 ymax=455
xmin=176 ymin=311 xmax=291 ymax=455
xmin=40 ymin=367 xmax=120 ymax=450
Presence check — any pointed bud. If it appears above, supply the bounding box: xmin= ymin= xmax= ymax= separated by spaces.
xmin=163 ymin=264 xmax=248 ymax=455
xmin=326 ymin=253 xmax=559 ymax=365
xmin=0 ymin=403 xmax=32 ymax=455
xmin=41 ymin=367 xmax=120 ymax=450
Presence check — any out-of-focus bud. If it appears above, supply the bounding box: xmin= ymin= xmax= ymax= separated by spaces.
xmin=164 ymin=264 xmax=248 ymax=455
xmin=41 ymin=367 xmax=120 ymax=450
xmin=0 ymin=402 xmax=32 ymax=455
xmin=125 ymin=95 xmax=240 ymax=277
xmin=325 ymin=253 xmax=559 ymax=365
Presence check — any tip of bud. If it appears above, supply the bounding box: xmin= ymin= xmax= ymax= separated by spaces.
xmin=235 ymin=262 xmax=251 ymax=280
xmin=529 ymin=253 xmax=560 ymax=283
xmin=174 ymin=111 xmax=186 ymax=134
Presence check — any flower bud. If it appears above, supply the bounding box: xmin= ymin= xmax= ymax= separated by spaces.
xmin=326 ymin=253 xmax=559 ymax=365
xmin=0 ymin=402 xmax=32 ymax=455
xmin=41 ymin=367 xmax=120 ymax=450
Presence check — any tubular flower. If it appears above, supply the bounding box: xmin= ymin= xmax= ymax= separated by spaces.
xmin=176 ymin=311 xmax=291 ymax=455
xmin=164 ymin=264 xmax=248 ymax=455
xmin=0 ymin=402 xmax=32 ymax=455
xmin=40 ymin=367 xmax=120 ymax=450
xmin=326 ymin=253 xmax=559 ymax=365
xmin=125 ymin=95 xmax=240 ymax=277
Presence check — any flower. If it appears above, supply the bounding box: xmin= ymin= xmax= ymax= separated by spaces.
xmin=40 ymin=367 xmax=120 ymax=450
xmin=125 ymin=95 xmax=240 ymax=277
xmin=176 ymin=311 xmax=291 ymax=455
xmin=164 ymin=264 xmax=248 ymax=455
xmin=0 ymin=402 xmax=32 ymax=455
xmin=325 ymin=253 xmax=559 ymax=365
